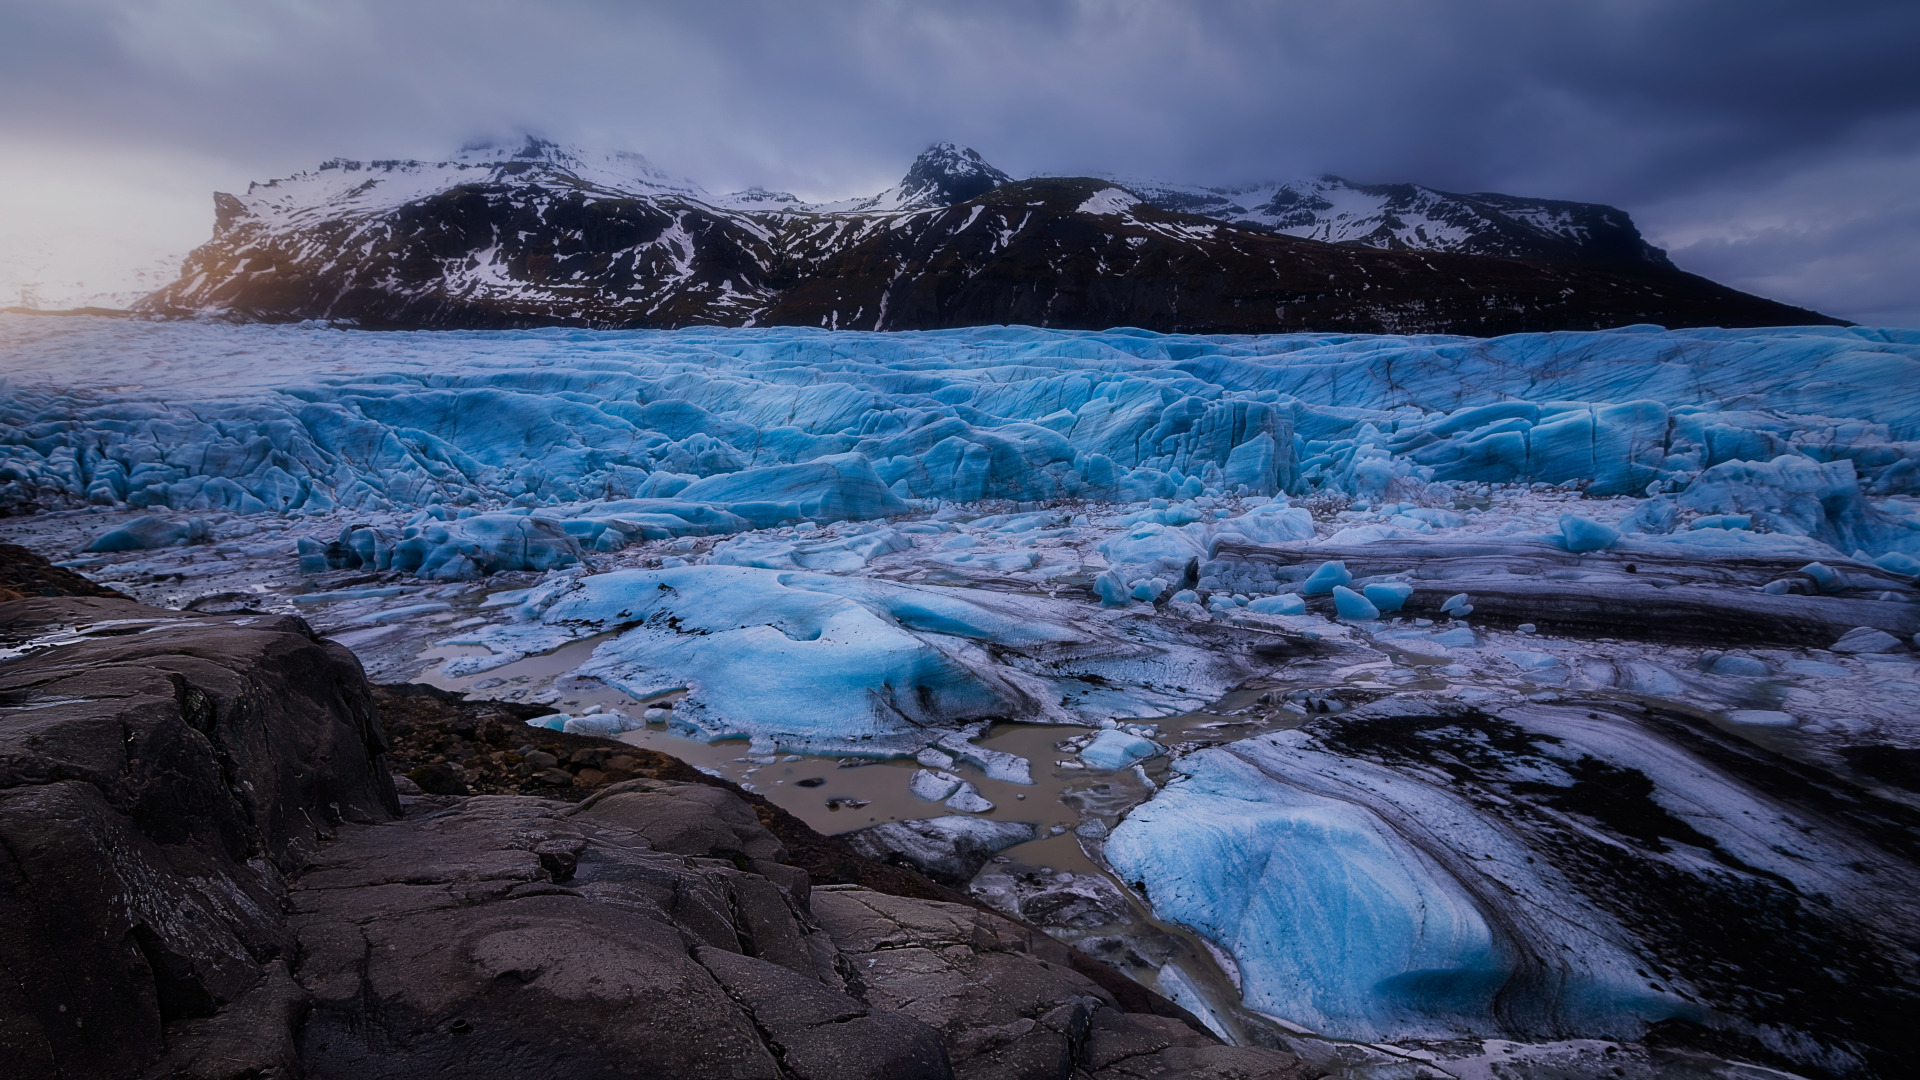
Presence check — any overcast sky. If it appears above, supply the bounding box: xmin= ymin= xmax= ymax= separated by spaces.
xmin=3 ymin=0 xmax=1916 ymax=324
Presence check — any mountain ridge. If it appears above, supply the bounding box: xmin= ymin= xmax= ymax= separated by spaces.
xmin=136 ymin=139 xmax=1840 ymax=335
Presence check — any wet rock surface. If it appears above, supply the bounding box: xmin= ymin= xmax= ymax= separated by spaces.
xmin=0 ymin=545 xmax=1289 ymax=1080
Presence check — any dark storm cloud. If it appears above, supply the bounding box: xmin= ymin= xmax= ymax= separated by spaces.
xmin=3 ymin=0 xmax=1917 ymax=322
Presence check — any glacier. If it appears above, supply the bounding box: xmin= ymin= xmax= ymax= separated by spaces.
xmin=3 ymin=319 xmax=1918 ymax=547
xmin=5 ymin=313 xmax=1920 ymax=1077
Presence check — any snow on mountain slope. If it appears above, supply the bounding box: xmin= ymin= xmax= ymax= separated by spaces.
xmin=232 ymin=139 xmax=710 ymax=226
xmin=1120 ymin=175 xmax=1674 ymax=267
xmin=803 ymin=142 xmax=1014 ymax=213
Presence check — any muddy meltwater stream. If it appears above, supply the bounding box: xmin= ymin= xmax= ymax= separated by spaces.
xmin=416 ymin=632 xmax=1325 ymax=1042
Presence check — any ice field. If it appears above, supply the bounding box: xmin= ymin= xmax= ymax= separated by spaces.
xmin=5 ymin=314 xmax=1920 ymax=1077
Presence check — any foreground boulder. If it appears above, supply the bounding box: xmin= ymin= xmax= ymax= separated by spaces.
xmin=0 ymin=587 xmax=1316 ymax=1079
xmin=0 ymin=596 xmax=397 ymax=1078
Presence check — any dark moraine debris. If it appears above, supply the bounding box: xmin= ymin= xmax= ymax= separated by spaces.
xmin=1204 ymin=537 xmax=1920 ymax=646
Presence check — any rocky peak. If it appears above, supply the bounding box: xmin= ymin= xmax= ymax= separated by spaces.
xmin=454 ymin=134 xmax=575 ymax=165
xmin=896 ymin=143 xmax=1011 ymax=207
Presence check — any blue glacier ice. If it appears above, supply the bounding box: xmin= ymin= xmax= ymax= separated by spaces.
xmin=84 ymin=515 xmax=210 ymax=552
xmin=299 ymin=513 xmax=584 ymax=578
xmin=1246 ymin=593 xmax=1306 ymax=615
xmin=1302 ymin=561 xmax=1353 ymax=595
xmin=1878 ymin=551 xmax=1920 ymax=576
xmin=1706 ymin=654 xmax=1770 ymax=677
xmin=456 ymin=564 xmax=1248 ymax=754
xmin=1102 ymin=714 xmax=1785 ymax=1043
xmin=493 ymin=565 xmax=1041 ymax=752
xmin=1332 ymin=586 xmax=1381 ymax=621
xmin=1556 ymin=514 xmax=1621 ymax=552
xmin=528 ymin=710 xmax=643 ymax=736
xmin=9 ymin=315 xmax=1920 ymax=1070
xmin=1106 ymin=744 xmax=1508 ymax=1040
xmin=3 ymin=318 xmax=1917 ymax=556
xmin=1361 ymin=581 xmax=1413 ymax=612
xmin=708 ymin=524 xmax=910 ymax=570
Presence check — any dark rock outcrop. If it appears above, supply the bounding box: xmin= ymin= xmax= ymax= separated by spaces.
xmin=0 ymin=542 xmax=129 ymax=600
xmin=0 ymin=596 xmax=396 ymax=1078
xmin=0 ymin=559 xmax=1314 ymax=1078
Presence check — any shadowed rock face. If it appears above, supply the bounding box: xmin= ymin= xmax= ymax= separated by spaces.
xmin=0 ymin=596 xmax=398 ymax=1079
xmin=0 ymin=541 xmax=129 ymax=600
xmin=0 ymin=556 xmax=1314 ymax=1079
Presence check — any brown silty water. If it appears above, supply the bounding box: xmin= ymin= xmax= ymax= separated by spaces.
xmin=414 ymin=633 xmax=1331 ymax=1042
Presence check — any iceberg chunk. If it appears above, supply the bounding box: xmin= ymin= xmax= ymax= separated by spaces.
xmin=316 ymin=514 xmax=584 ymax=580
xmin=1094 ymin=569 xmax=1133 ymax=607
xmin=556 ymin=711 xmax=643 ymax=736
xmin=1689 ymin=514 xmax=1752 ymax=531
xmin=1875 ymin=551 xmax=1920 ymax=576
xmin=1362 ymin=581 xmax=1414 ymax=612
xmin=1557 ymin=514 xmax=1621 ymax=552
xmin=1706 ymin=654 xmax=1770 ymax=677
xmin=841 ymin=817 xmax=1038 ymax=885
xmin=708 ymin=526 xmax=911 ymax=571
xmin=944 ymin=782 xmax=995 ymax=814
xmin=1831 ymin=627 xmax=1903 ymax=654
xmin=1106 ymin=745 xmax=1502 ymax=1040
xmin=1246 ymin=593 xmax=1306 ymax=615
xmin=84 ymin=516 xmax=209 ymax=552
xmin=933 ymin=733 xmax=1035 ymax=785
xmin=1080 ymin=728 xmax=1162 ymax=770
xmin=909 ymin=769 xmax=965 ymax=802
xmin=1302 ymin=560 xmax=1352 ymax=595
xmin=1215 ymin=501 xmax=1317 ymax=547
xmin=1332 ymin=585 xmax=1381 ymax=621
xmin=1799 ymin=562 xmax=1850 ymax=594
xmin=1679 ymin=456 xmax=1917 ymax=557
xmin=514 ymin=566 xmax=1049 ymax=752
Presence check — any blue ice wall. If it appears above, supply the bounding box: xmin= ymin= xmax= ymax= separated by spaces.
xmin=3 ymin=320 xmax=1916 ymax=526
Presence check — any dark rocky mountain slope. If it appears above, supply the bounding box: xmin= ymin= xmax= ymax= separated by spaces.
xmin=136 ymin=140 xmax=1837 ymax=335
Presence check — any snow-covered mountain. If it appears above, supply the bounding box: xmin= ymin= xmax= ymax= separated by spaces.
xmin=137 ymin=139 xmax=1831 ymax=334
xmin=1120 ymin=175 xmax=1675 ymax=267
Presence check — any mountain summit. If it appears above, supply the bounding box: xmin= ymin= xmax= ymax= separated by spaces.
xmin=136 ymin=142 xmax=1835 ymax=334
xmin=896 ymin=143 xmax=1012 ymax=207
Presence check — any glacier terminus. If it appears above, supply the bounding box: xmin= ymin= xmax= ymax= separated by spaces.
xmin=3 ymin=313 xmax=1919 ymax=1079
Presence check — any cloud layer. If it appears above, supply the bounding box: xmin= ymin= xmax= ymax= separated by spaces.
xmin=3 ymin=0 xmax=1915 ymax=323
